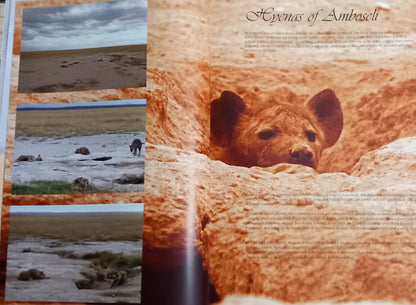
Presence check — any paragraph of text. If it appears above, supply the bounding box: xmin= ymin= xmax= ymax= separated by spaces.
xmin=244 ymin=31 xmax=414 ymax=52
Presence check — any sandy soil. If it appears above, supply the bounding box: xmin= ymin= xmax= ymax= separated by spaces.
xmin=12 ymin=132 xmax=145 ymax=193
xmin=6 ymin=237 xmax=141 ymax=303
xmin=18 ymin=45 xmax=147 ymax=93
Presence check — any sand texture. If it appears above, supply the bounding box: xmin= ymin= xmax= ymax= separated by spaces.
xmin=18 ymin=45 xmax=147 ymax=93
xmin=144 ymin=138 xmax=416 ymax=303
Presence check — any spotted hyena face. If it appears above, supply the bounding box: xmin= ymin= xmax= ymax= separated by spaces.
xmin=210 ymin=89 xmax=343 ymax=169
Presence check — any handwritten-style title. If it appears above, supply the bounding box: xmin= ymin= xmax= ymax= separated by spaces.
xmin=246 ymin=8 xmax=380 ymax=26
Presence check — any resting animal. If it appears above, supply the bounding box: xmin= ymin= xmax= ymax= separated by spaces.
xmin=210 ymin=89 xmax=343 ymax=169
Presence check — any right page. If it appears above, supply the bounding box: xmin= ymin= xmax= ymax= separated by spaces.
xmin=0 ymin=1 xmax=212 ymax=305
xmin=205 ymin=0 xmax=416 ymax=304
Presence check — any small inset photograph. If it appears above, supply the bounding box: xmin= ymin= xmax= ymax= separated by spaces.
xmin=12 ymin=99 xmax=146 ymax=194
xmin=18 ymin=0 xmax=147 ymax=93
xmin=5 ymin=203 xmax=143 ymax=303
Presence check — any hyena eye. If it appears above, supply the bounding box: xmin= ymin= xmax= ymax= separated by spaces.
xmin=306 ymin=131 xmax=316 ymax=142
xmin=258 ymin=130 xmax=277 ymax=140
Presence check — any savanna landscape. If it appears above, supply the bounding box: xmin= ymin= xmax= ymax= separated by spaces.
xmin=6 ymin=205 xmax=143 ymax=303
xmin=12 ymin=104 xmax=146 ymax=194
xmin=17 ymin=0 xmax=147 ymax=93
xmin=18 ymin=44 xmax=147 ymax=93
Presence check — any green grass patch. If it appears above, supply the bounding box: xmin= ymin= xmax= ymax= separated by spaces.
xmin=100 ymin=291 xmax=139 ymax=298
xmin=12 ymin=180 xmax=110 ymax=195
xmin=83 ymin=251 xmax=142 ymax=268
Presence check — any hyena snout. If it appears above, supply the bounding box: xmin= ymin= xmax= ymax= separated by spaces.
xmin=289 ymin=146 xmax=314 ymax=167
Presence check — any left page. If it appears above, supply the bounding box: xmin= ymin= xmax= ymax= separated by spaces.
xmin=0 ymin=0 xmax=211 ymax=305
xmin=0 ymin=0 xmax=148 ymax=303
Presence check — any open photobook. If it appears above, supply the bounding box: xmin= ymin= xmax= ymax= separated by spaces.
xmin=1 ymin=0 xmax=416 ymax=304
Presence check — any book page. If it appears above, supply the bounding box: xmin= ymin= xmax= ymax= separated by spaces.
xmin=3 ymin=0 xmax=416 ymax=305
xmin=205 ymin=0 xmax=416 ymax=304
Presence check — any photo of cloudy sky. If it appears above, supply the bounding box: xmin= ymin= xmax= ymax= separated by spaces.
xmin=21 ymin=0 xmax=147 ymax=52
xmin=17 ymin=0 xmax=148 ymax=93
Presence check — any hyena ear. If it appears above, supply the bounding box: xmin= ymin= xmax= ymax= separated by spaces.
xmin=210 ymin=91 xmax=246 ymax=147
xmin=307 ymin=89 xmax=343 ymax=148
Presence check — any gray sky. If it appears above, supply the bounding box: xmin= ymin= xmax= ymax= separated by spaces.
xmin=21 ymin=0 xmax=147 ymax=52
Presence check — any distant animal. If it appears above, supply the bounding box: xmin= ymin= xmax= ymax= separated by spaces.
xmin=18 ymin=269 xmax=47 ymax=281
xmin=16 ymin=154 xmax=42 ymax=162
xmin=75 ymin=147 xmax=90 ymax=155
xmin=110 ymin=271 xmax=127 ymax=288
xmin=106 ymin=270 xmax=119 ymax=279
xmin=210 ymin=89 xmax=343 ymax=169
xmin=71 ymin=177 xmax=89 ymax=192
xmin=130 ymin=139 xmax=143 ymax=156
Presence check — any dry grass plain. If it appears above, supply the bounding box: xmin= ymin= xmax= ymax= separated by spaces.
xmin=9 ymin=213 xmax=143 ymax=242
xmin=15 ymin=106 xmax=146 ymax=138
xmin=20 ymin=45 xmax=146 ymax=59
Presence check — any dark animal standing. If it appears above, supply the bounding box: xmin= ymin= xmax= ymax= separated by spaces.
xmin=130 ymin=139 xmax=142 ymax=156
xmin=210 ymin=89 xmax=343 ymax=169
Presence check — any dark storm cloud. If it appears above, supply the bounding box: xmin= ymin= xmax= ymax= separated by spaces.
xmin=21 ymin=0 xmax=147 ymax=51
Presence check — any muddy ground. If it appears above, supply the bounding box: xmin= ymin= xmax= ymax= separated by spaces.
xmin=12 ymin=132 xmax=145 ymax=193
xmin=6 ymin=237 xmax=142 ymax=303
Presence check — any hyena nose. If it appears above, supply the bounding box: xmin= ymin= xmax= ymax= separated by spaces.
xmin=290 ymin=149 xmax=313 ymax=165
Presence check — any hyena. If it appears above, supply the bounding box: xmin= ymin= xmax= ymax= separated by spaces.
xmin=16 ymin=154 xmax=42 ymax=162
xmin=18 ymin=269 xmax=47 ymax=281
xmin=130 ymin=139 xmax=143 ymax=156
xmin=110 ymin=271 xmax=127 ymax=288
xmin=71 ymin=177 xmax=89 ymax=192
xmin=210 ymin=89 xmax=343 ymax=169
xmin=75 ymin=147 xmax=90 ymax=155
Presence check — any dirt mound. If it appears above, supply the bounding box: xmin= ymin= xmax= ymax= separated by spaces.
xmin=143 ymin=137 xmax=416 ymax=303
